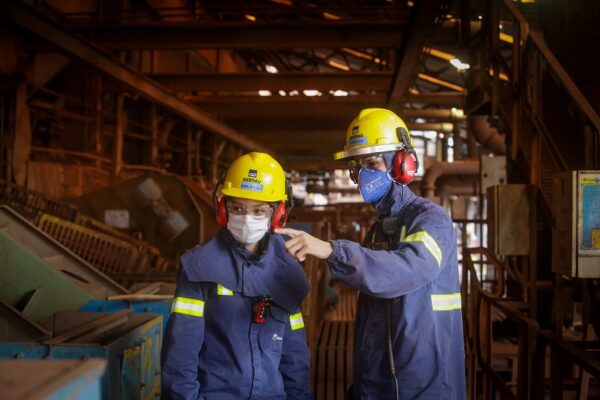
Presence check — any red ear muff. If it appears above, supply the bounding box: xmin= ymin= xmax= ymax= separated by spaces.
xmin=216 ymin=197 xmax=228 ymax=227
xmin=392 ymin=150 xmax=417 ymax=184
xmin=271 ymin=202 xmax=288 ymax=230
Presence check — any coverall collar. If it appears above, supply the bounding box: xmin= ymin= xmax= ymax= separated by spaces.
xmin=182 ymin=229 xmax=309 ymax=313
xmin=374 ymin=182 xmax=416 ymax=217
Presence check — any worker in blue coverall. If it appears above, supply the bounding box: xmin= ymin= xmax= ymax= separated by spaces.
xmin=161 ymin=152 xmax=312 ymax=400
xmin=276 ymin=108 xmax=466 ymax=400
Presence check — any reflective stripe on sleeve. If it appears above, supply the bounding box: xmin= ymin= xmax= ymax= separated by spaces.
xmin=172 ymin=296 xmax=205 ymax=317
xmin=217 ymin=284 xmax=233 ymax=296
xmin=404 ymin=230 xmax=442 ymax=267
xmin=290 ymin=312 xmax=305 ymax=330
xmin=431 ymin=293 xmax=461 ymax=311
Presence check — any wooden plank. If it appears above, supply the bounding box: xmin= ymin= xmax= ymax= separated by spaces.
xmin=336 ymin=322 xmax=348 ymax=399
xmin=346 ymin=321 xmax=355 ymax=393
xmin=327 ymin=321 xmax=340 ymax=400
xmin=316 ymin=321 xmax=331 ymax=400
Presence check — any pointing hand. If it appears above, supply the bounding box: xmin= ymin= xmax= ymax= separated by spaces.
xmin=274 ymin=228 xmax=333 ymax=262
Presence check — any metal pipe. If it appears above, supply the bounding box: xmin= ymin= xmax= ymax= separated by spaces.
xmin=421 ymin=160 xmax=480 ymax=199
xmin=469 ymin=115 xmax=506 ymax=154
xmin=436 ymin=174 xmax=478 ymax=198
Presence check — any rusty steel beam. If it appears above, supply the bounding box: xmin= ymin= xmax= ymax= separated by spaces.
xmin=190 ymin=96 xmax=388 ymax=118
xmin=0 ymin=1 xmax=268 ymax=152
xmin=150 ymin=72 xmax=393 ymax=92
xmin=193 ymin=97 xmax=460 ymax=120
xmin=71 ymin=21 xmax=406 ymax=49
xmin=387 ymin=0 xmax=445 ymax=108
xmin=227 ymin=116 xmax=455 ymax=131
xmin=404 ymin=92 xmax=466 ymax=106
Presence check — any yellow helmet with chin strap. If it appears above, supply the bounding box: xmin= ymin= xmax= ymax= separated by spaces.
xmin=220 ymin=152 xmax=287 ymax=202
xmin=333 ymin=108 xmax=413 ymax=161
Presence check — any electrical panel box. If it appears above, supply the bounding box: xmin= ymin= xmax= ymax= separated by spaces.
xmin=487 ymin=184 xmax=530 ymax=255
xmin=552 ymin=171 xmax=600 ymax=278
xmin=481 ymin=155 xmax=507 ymax=193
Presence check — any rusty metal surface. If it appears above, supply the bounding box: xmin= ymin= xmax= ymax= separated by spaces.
xmin=38 ymin=214 xmax=142 ymax=277
xmin=38 ymin=213 xmax=175 ymax=285
xmin=0 ymin=180 xmax=78 ymax=222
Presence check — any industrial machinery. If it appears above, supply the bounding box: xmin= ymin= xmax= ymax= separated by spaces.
xmin=72 ymin=174 xmax=218 ymax=260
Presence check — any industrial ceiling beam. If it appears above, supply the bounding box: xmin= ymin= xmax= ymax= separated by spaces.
xmin=72 ymin=21 xmax=406 ymax=49
xmin=149 ymin=72 xmax=393 ymax=92
xmin=226 ymin=116 xmax=455 ymax=131
xmin=404 ymin=92 xmax=466 ymax=106
xmin=192 ymin=97 xmax=388 ymax=118
xmin=387 ymin=0 xmax=446 ymax=109
xmin=191 ymin=97 xmax=461 ymax=119
xmin=0 ymin=1 xmax=268 ymax=152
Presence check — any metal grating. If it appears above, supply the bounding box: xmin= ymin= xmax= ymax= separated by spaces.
xmin=38 ymin=214 xmax=138 ymax=277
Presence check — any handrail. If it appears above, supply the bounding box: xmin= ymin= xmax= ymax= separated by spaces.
xmin=463 ymin=246 xmax=539 ymax=400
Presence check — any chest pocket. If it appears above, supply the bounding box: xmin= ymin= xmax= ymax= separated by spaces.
xmin=258 ymin=304 xmax=288 ymax=353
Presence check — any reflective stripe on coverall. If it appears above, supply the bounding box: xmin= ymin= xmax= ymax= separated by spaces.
xmin=161 ymin=230 xmax=312 ymax=400
xmin=328 ymin=184 xmax=466 ymax=400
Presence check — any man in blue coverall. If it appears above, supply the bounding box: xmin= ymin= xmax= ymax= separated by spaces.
xmin=161 ymin=152 xmax=312 ymax=399
xmin=276 ymin=108 xmax=466 ymax=399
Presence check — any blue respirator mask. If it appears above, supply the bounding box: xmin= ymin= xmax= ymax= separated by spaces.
xmin=357 ymin=168 xmax=393 ymax=203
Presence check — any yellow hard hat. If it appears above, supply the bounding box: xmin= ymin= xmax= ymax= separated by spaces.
xmin=333 ymin=108 xmax=413 ymax=160
xmin=220 ymin=152 xmax=287 ymax=202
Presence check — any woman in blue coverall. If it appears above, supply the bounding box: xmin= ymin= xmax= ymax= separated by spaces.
xmin=161 ymin=152 xmax=312 ymax=400
xmin=276 ymin=109 xmax=466 ymax=400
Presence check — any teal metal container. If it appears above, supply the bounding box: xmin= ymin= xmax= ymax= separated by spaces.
xmin=0 ymin=312 xmax=163 ymax=400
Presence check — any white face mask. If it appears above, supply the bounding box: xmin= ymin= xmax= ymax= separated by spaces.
xmin=227 ymin=213 xmax=270 ymax=245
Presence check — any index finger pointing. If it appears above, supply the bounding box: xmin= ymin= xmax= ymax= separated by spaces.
xmin=273 ymin=227 xmax=302 ymax=237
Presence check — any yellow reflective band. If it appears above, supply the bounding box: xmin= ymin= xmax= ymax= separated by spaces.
xmin=290 ymin=312 xmax=305 ymax=330
xmin=172 ymin=296 xmax=205 ymax=317
xmin=404 ymin=230 xmax=442 ymax=267
xmin=217 ymin=284 xmax=233 ymax=296
xmin=431 ymin=293 xmax=461 ymax=311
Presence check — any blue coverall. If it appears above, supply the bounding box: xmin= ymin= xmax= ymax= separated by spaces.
xmin=328 ymin=184 xmax=466 ymax=399
xmin=161 ymin=230 xmax=312 ymax=400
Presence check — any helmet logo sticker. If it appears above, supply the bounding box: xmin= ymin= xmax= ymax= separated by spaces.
xmin=348 ymin=126 xmax=368 ymax=146
xmin=241 ymin=170 xmax=263 ymax=192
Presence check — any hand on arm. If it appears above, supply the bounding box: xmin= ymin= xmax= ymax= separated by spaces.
xmin=274 ymin=228 xmax=333 ymax=262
